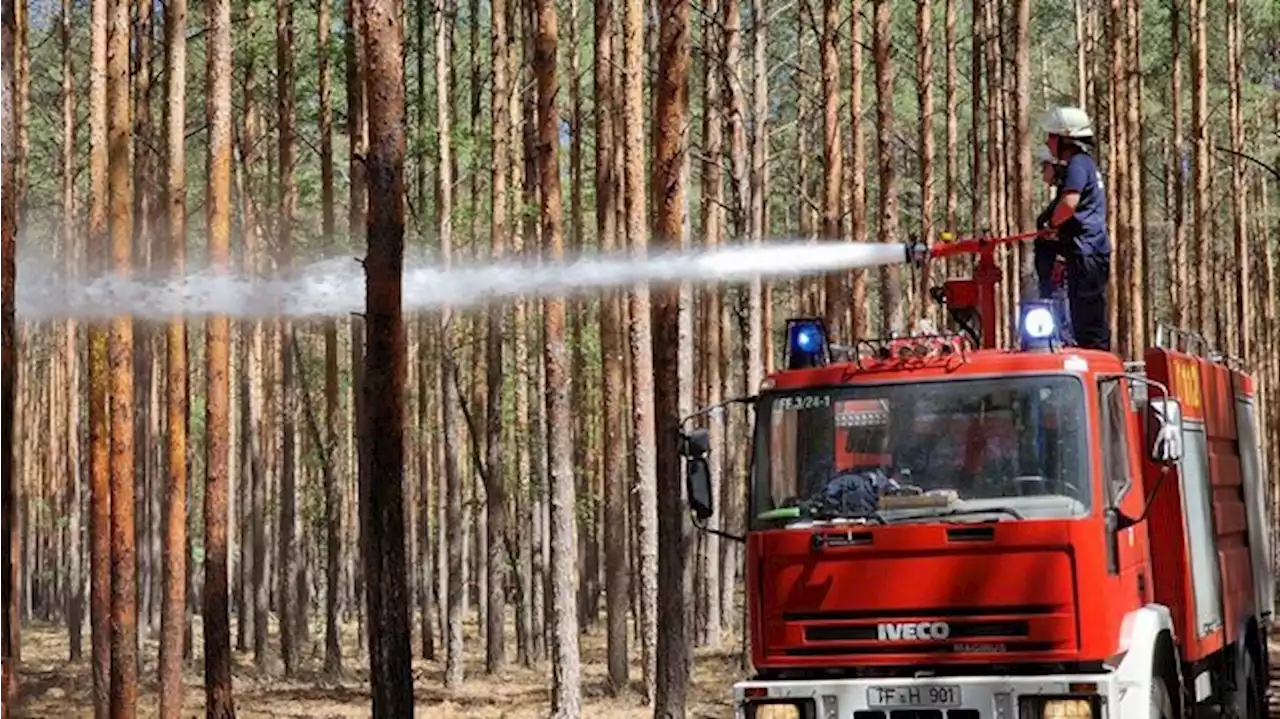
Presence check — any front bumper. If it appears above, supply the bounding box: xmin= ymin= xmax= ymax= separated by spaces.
xmin=733 ymin=671 xmax=1123 ymax=718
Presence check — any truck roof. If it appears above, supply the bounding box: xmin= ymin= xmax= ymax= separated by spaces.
xmin=766 ymin=345 xmax=1129 ymax=391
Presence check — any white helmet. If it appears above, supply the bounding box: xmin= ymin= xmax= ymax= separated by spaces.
xmin=1041 ymin=106 xmax=1094 ymax=139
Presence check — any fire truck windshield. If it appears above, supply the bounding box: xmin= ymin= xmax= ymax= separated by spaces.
xmin=751 ymin=375 xmax=1089 ymax=528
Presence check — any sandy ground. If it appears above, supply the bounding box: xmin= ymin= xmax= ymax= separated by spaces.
xmin=9 ymin=617 xmax=742 ymax=718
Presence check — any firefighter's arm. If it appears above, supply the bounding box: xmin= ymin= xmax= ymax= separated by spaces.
xmin=1049 ymin=191 xmax=1079 ymax=228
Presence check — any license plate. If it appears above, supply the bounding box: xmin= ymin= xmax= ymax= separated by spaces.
xmin=867 ymin=684 xmax=961 ymax=707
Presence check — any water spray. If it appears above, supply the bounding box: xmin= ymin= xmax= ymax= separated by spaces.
xmin=16 ymin=239 xmax=919 ymax=321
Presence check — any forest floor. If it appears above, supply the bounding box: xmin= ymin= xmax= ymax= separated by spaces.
xmin=10 ymin=616 xmax=742 ymax=718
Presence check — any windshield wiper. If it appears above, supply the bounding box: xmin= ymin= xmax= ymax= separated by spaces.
xmin=756 ymin=505 xmax=886 ymax=524
xmin=915 ymin=506 xmax=1024 ymax=521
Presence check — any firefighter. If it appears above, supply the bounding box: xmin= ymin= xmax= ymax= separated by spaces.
xmin=1040 ymin=105 xmax=1111 ymax=351
xmin=1033 ymin=145 xmax=1066 ymax=298
xmin=1031 ymin=146 xmax=1075 ymax=344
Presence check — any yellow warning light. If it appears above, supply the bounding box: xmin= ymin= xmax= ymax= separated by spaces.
xmin=1040 ymin=699 xmax=1094 ymax=718
xmin=939 ymin=231 xmax=955 ymax=243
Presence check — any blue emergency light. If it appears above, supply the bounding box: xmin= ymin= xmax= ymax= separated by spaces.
xmin=785 ymin=318 xmax=829 ymax=369
xmin=1018 ymin=301 xmax=1061 ymax=351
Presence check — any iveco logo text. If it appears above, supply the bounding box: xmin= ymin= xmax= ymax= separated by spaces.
xmin=876 ymin=621 xmax=951 ymax=641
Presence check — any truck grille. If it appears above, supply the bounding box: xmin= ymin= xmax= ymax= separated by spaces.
xmin=782 ymin=604 xmax=1073 ymax=656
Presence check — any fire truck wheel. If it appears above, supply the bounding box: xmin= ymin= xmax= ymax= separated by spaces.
xmin=1224 ymin=649 xmax=1264 ymax=719
xmin=1150 ymin=675 xmax=1175 ymax=719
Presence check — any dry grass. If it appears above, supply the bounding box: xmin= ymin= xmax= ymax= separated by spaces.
xmin=10 ymin=616 xmax=742 ymax=718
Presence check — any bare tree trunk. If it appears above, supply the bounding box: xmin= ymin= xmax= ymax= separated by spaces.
xmin=848 ymin=1 xmax=867 ymax=329
xmin=1 ymin=0 xmax=17 ymax=706
xmin=1169 ymin=0 xmax=1185 ymax=324
xmin=1013 ymin=0 xmax=1032 ymax=300
xmin=872 ymin=0 xmax=901 ymax=333
xmin=595 ymin=0 xmax=628 ymax=686
xmin=87 ymin=0 xmax=113 ymax=702
xmin=968 ymin=0 xmax=982 ymax=238
xmin=1189 ymin=0 xmax=1208 ymax=335
xmin=60 ymin=0 xmax=85 ymax=662
xmin=346 ymin=0 xmax=369 ymax=655
xmin=695 ymin=0 xmax=722 ymax=652
xmin=205 ymin=0 xmax=235 ymax=711
xmin=820 ymin=0 xmax=843 ymax=333
xmin=916 ymin=0 xmax=935 ymax=320
xmin=653 ymin=0 xmax=692 ymax=710
xmin=359 ymin=0 xmax=414 ymax=709
xmin=159 ymin=0 xmax=188 ymax=707
xmin=274 ymin=0 xmax=300 ymax=673
xmin=435 ymin=0 xmax=465 ymax=689
xmin=943 ymin=0 xmax=956 ymax=240
xmin=624 ymin=0 xmax=658 ymax=697
xmin=1226 ymin=0 xmax=1247 ymax=358
xmin=319 ymin=0 xmax=343 ymax=677
xmin=485 ymin=0 xmax=510 ymax=675
xmin=107 ymin=0 xmax=139 ymax=705
xmin=533 ymin=0 xmax=582 ymax=707
xmin=747 ymin=0 xmax=766 ymax=377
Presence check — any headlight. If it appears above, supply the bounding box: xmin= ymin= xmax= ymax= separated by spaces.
xmin=1019 ymin=696 xmax=1099 ymax=718
xmin=746 ymin=699 xmax=815 ymax=719
xmin=752 ymin=705 xmax=800 ymax=719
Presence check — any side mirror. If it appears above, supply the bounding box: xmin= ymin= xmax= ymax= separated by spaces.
xmin=685 ymin=457 xmax=713 ymax=520
xmin=679 ymin=428 xmax=711 ymax=458
xmin=1147 ymin=398 xmax=1184 ymax=465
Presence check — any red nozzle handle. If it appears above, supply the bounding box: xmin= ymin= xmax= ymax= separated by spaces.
xmin=927 ymin=229 xmax=1053 ymax=260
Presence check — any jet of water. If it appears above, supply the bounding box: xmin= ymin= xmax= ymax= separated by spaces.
xmin=16 ymin=239 xmax=912 ymax=321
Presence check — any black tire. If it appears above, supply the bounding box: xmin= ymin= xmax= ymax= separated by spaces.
xmin=1151 ymin=674 xmax=1175 ymax=719
xmin=1232 ymin=650 xmax=1264 ymax=719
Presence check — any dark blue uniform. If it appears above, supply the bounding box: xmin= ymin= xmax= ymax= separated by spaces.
xmin=1038 ymin=151 xmax=1111 ymax=351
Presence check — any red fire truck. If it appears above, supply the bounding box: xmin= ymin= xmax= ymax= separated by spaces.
xmin=680 ymin=234 xmax=1274 ymax=718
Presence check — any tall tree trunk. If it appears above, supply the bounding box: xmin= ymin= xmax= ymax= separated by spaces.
xmin=160 ymin=0 xmax=188 ymax=707
xmin=467 ymin=0 xmax=488 ymax=649
xmin=872 ymin=0 xmax=900 ymax=332
xmin=319 ymin=0 xmax=343 ymax=677
xmin=1013 ymin=0 xmax=1032 ymax=300
xmin=916 ymin=0 xmax=934 ymax=319
xmin=204 ymin=0 xmax=235 ymax=710
xmin=696 ymin=0 xmax=722 ymax=653
xmin=275 ymin=0 xmax=300 ymax=673
xmin=1226 ymin=0 xmax=1247 ymax=358
xmin=485 ymin=0 xmax=510 ymax=675
xmin=345 ymin=0 xmax=369 ymax=657
xmin=533 ymin=0 xmax=583 ymax=708
xmin=653 ymin=0 xmax=692 ymax=711
xmin=820 ymin=0 xmax=843 ymax=333
xmin=1 ymin=0 xmax=17 ymax=705
xmin=107 ymin=0 xmax=139 ymax=705
xmin=1189 ymin=0 xmax=1208 ymax=335
xmin=436 ymin=0 xmax=465 ymax=688
xmin=237 ymin=0 xmax=270 ymax=668
xmin=968 ymin=0 xmax=982 ymax=237
xmin=566 ymin=0 xmax=595 ymax=633
xmin=131 ymin=0 xmax=157 ymax=642
xmin=624 ymin=0 xmax=658 ymax=697
xmin=1169 ymin=0 xmax=1185 ymax=324
xmin=359 ymin=0 xmax=414 ymax=709
xmin=414 ymin=0 xmax=437 ymax=666
xmin=849 ymin=1 xmax=867 ymax=331
xmin=596 ymin=0 xmax=628 ymax=686
xmin=943 ymin=0 xmax=956 ymax=238
xmin=87 ymin=0 xmax=112 ymax=702
xmin=61 ymin=0 xmax=85 ymax=662
xmin=747 ymin=0 xmax=766 ymax=378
